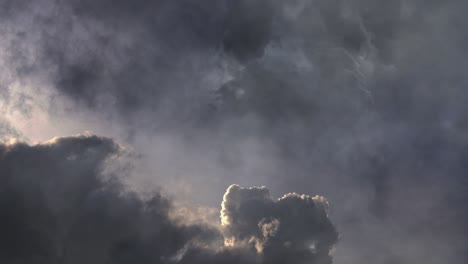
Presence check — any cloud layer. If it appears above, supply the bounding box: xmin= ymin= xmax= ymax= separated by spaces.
xmin=1 ymin=0 xmax=467 ymax=263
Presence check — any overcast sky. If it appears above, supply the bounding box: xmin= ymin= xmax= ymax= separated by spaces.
xmin=0 ymin=0 xmax=467 ymax=263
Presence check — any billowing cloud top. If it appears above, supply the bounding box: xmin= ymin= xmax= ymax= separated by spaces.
xmin=221 ymin=184 xmax=337 ymax=264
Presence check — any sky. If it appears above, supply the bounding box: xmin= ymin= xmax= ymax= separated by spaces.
xmin=0 ymin=0 xmax=467 ymax=263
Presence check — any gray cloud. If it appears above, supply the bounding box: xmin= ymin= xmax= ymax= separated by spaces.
xmin=0 ymin=119 xmax=20 ymax=140
xmin=0 ymin=135 xmax=218 ymax=263
xmin=0 ymin=135 xmax=337 ymax=264
xmin=0 ymin=0 xmax=277 ymax=127
xmin=1 ymin=0 xmax=468 ymax=263
xmin=221 ymin=184 xmax=338 ymax=264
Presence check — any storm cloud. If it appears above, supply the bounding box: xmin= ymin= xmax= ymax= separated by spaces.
xmin=0 ymin=135 xmax=337 ymax=264
xmin=0 ymin=135 xmax=219 ymax=263
xmin=1 ymin=0 xmax=468 ymax=263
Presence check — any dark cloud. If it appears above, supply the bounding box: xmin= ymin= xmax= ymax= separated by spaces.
xmin=1 ymin=0 xmax=468 ymax=263
xmin=2 ymin=0 xmax=277 ymax=123
xmin=0 ymin=136 xmax=337 ymax=264
xmin=0 ymin=135 xmax=217 ymax=263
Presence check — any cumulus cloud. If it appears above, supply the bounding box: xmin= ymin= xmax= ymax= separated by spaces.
xmin=221 ymin=184 xmax=338 ymax=264
xmin=0 ymin=135 xmax=337 ymax=264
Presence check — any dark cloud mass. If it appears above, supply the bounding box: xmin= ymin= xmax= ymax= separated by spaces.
xmin=1 ymin=0 xmax=468 ymax=263
xmin=0 ymin=135 xmax=208 ymax=264
xmin=0 ymin=136 xmax=336 ymax=264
